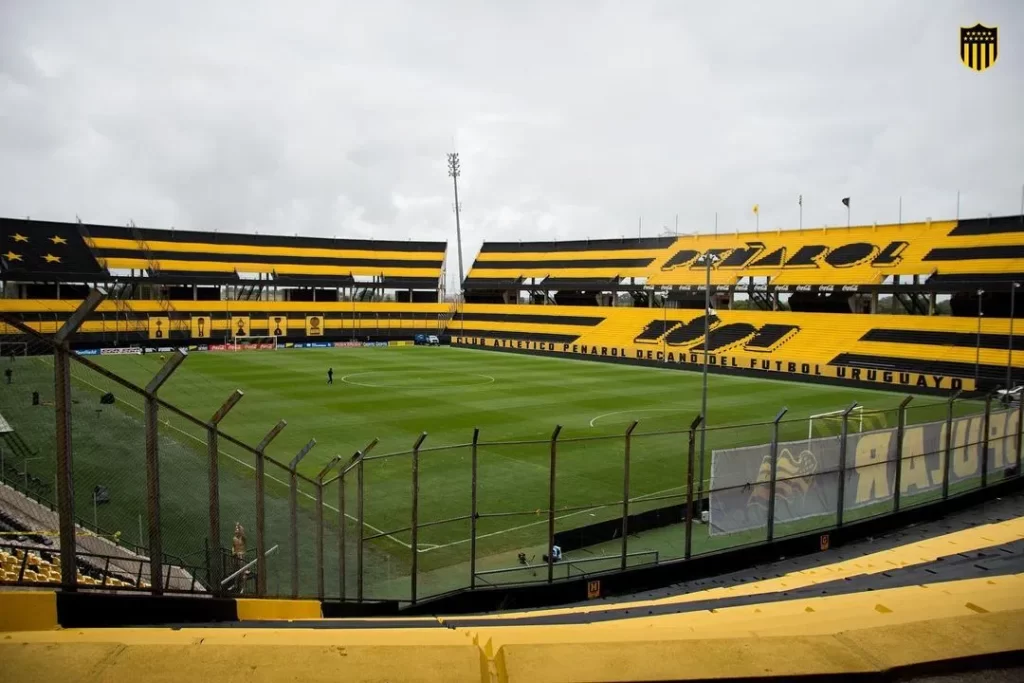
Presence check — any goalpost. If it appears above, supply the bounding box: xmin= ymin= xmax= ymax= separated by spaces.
xmin=808 ymin=406 xmax=864 ymax=440
xmin=231 ymin=335 xmax=280 ymax=351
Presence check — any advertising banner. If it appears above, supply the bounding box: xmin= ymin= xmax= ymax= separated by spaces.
xmin=148 ymin=316 xmax=170 ymax=340
xmin=268 ymin=315 xmax=287 ymax=337
xmin=230 ymin=316 xmax=251 ymax=339
xmin=709 ymin=409 xmax=1021 ymax=536
xmin=100 ymin=347 xmax=143 ymax=356
xmin=305 ymin=315 xmax=324 ymax=336
xmin=190 ymin=315 xmax=211 ymax=339
xmin=334 ymin=342 xmax=361 ymax=348
xmin=75 ymin=349 xmax=100 ymax=356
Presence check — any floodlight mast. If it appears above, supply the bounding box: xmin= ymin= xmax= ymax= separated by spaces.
xmin=447 ymin=152 xmax=465 ymax=296
xmin=697 ymin=250 xmax=720 ymax=506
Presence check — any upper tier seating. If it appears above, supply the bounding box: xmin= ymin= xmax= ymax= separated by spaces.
xmin=648 ymin=215 xmax=1024 ymax=287
xmin=465 ymin=236 xmax=676 ymax=291
xmin=1 ymin=218 xmax=446 ymax=284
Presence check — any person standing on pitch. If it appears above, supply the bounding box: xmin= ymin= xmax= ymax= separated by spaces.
xmin=327 ymin=367 xmax=334 ymax=385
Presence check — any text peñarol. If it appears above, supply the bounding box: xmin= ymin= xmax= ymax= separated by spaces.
xmin=452 ymin=336 xmax=974 ymax=392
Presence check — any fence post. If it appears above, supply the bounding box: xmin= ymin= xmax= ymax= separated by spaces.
xmin=314 ymin=452 xmax=351 ymax=602
xmin=254 ymin=420 xmax=287 ymax=596
xmin=50 ymin=290 xmax=105 ymax=592
xmin=765 ymin=407 xmax=788 ymax=542
xmin=835 ymin=401 xmax=858 ymax=528
xmin=53 ymin=347 xmax=77 ymax=591
xmin=547 ymin=425 xmax=563 ymax=584
xmin=357 ymin=452 xmax=365 ymax=603
xmin=207 ymin=390 xmax=243 ymax=594
xmin=942 ymin=391 xmax=961 ymax=500
xmin=893 ymin=396 xmax=913 ymax=512
xmin=621 ymin=421 xmax=639 ymax=571
xmin=685 ymin=415 xmax=702 ymax=560
xmin=143 ymin=350 xmax=188 ymax=594
xmin=470 ymin=428 xmax=480 ymax=590
xmin=982 ymin=392 xmax=993 ymax=488
xmin=1017 ymin=393 xmax=1023 ymax=474
xmin=314 ymin=473 xmax=326 ymax=600
xmin=288 ymin=439 xmax=316 ymax=599
xmin=410 ymin=432 xmax=427 ymax=605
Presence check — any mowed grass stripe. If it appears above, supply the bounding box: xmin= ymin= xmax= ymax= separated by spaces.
xmin=67 ymin=347 xmax=918 ymax=579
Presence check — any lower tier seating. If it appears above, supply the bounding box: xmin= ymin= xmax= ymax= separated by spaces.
xmin=452 ymin=305 xmax=1024 ymax=392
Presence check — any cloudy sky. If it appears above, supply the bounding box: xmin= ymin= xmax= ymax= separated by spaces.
xmin=2 ymin=0 xmax=1022 ymax=288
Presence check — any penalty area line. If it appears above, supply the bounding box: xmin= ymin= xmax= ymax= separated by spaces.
xmin=419 ymin=484 xmax=687 ymax=553
xmin=57 ymin=361 xmax=413 ymax=551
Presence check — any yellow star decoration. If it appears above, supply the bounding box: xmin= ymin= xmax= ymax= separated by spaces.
xmin=49 ymin=235 xmax=68 ymax=245
xmin=3 ymin=251 xmax=22 ymax=261
xmin=43 ymin=253 xmax=62 ymax=264
xmin=12 ymin=233 xmax=28 ymax=242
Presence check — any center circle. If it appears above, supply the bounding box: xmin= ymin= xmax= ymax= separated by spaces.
xmin=340 ymin=370 xmax=496 ymax=389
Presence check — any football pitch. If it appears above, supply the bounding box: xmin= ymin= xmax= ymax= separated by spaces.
xmin=0 ymin=345 xmax=964 ymax=599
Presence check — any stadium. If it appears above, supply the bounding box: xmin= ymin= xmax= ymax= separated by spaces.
xmin=1 ymin=211 xmax=1021 ymax=572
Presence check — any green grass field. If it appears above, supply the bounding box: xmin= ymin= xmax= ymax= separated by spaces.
xmin=0 ymin=345 xmax=972 ymax=599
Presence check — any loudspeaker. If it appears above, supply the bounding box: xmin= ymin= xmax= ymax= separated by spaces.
xmin=100 ymin=392 xmax=115 ymax=405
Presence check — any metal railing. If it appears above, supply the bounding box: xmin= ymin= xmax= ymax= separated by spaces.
xmin=0 ymin=291 xmax=1021 ymax=606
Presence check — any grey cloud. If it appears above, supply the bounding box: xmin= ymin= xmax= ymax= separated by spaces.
xmin=1 ymin=0 xmax=1022 ymax=292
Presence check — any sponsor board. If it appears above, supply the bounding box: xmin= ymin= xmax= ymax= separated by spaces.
xmin=75 ymin=349 xmax=100 ymax=356
xmin=389 ymin=340 xmax=413 ymax=347
xmin=190 ymin=315 xmax=211 ymax=339
xmin=306 ymin=342 xmax=333 ymax=348
xmin=334 ymin=341 xmax=362 ymax=348
xmin=451 ymin=336 xmax=975 ymax=392
xmin=207 ymin=344 xmax=228 ymax=352
xmin=363 ymin=341 xmax=389 ymax=348
xmin=709 ymin=409 xmax=1022 ymax=535
xmin=100 ymin=347 xmax=143 ymax=356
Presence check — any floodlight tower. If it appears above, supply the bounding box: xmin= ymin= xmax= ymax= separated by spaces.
xmin=447 ymin=152 xmax=465 ymax=295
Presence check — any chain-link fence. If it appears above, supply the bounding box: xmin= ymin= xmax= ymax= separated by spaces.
xmin=2 ymin=306 xmax=1022 ymax=604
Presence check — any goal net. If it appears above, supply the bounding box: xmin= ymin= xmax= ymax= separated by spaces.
xmin=808 ymin=406 xmax=864 ymax=440
xmin=231 ymin=335 xmax=279 ymax=351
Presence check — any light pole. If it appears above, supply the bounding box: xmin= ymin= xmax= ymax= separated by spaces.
xmin=697 ymin=251 xmax=720 ymax=507
xmin=447 ymin=153 xmax=465 ymax=296
xmin=1009 ymin=282 xmax=1018 ymax=391
xmin=976 ymin=289 xmax=984 ymax=385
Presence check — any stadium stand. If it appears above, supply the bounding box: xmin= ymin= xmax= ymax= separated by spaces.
xmin=453 ymin=306 xmax=1022 ymax=392
xmin=649 ymin=215 xmax=1024 ymax=286
xmin=464 ymin=236 xmax=676 ymax=305
xmin=0 ymin=482 xmax=155 ymax=590
xmin=450 ymin=214 xmax=1024 ymax=393
xmin=1 ymin=217 xmax=446 ymax=301
xmin=3 ymin=493 xmax=1023 ymax=682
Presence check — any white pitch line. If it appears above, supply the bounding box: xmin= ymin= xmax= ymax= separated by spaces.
xmin=588 ymin=407 xmax=683 ymax=428
xmin=58 ymin=362 xmax=413 ymax=550
xmin=419 ymin=484 xmax=687 ymax=553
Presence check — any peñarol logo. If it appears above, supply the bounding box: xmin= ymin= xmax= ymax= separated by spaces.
xmin=961 ymin=24 xmax=998 ymax=72
xmin=660 ymin=240 xmax=908 ymax=272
